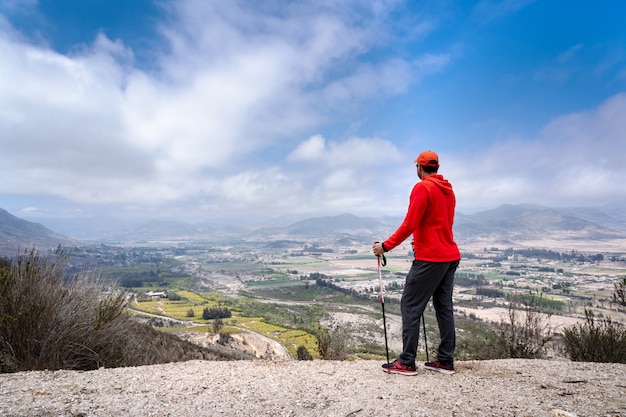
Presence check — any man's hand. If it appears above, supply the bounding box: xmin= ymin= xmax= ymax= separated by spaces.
xmin=372 ymin=242 xmax=385 ymax=256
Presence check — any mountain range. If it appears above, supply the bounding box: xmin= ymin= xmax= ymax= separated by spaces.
xmin=1 ymin=204 xmax=625 ymax=255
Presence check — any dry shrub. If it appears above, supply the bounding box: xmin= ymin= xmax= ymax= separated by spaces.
xmin=614 ymin=277 xmax=626 ymax=307
xmin=0 ymin=248 xmax=239 ymax=373
xmin=457 ymin=332 xmax=509 ymax=360
xmin=496 ymin=293 xmax=553 ymax=359
xmin=315 ymin=322 xmax=349 ymax=360
xmin=562 ymin=309 xmax=626 ymax=363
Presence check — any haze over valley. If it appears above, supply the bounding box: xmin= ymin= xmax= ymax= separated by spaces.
xmin=1 ymin=202 xmax=625 ymax=362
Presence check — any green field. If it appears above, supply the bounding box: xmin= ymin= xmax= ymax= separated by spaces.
xmin=103 ymin=243 xmax=626 ymax=362
xmin=128 ymin=286 xmax=321 ymax=357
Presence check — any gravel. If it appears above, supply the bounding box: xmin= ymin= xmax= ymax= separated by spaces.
xmin=1 ymin=359 xmax=625 ymax=417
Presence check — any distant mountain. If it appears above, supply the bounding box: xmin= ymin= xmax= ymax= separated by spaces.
xmin=104 ymin=219 xmax=252 ymax=242
xmin=253 ymin=213 xmax=391 ymax=239
xmin=453 ymin=204 xmax=623 ymax=242
xmin=22 ymin=215 xmax=142 ymax=242
xmin=0 ymin=208 xmax=78 ymax=256
xmin=128 ymin=219 xmax=210 ymax=241
xmin=253 ymin=205 xmax=626 ymax=243
xmin=3 ymin=203 xmax=625 ymax=248
xmin=558 ymin=206 xmax=626 ymax=232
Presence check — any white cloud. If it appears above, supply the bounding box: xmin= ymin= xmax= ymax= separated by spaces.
xmin=213 ymin=167 xmax=302 ymax=211
xmin=0 ymin=0 xmax=429 ymax=215
xmin=2 ymin=1 xmax=623 ymax=225
xmin=451 ymin=93 xmax=626 ymax=212
xmin=288 ymin=134 xmax=403 ymax=167
xmin=288 ymin=134 xmax=327 ymax=162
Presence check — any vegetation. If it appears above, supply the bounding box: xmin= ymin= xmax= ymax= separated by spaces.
xmin=454 ymin=293 xmax=554 ymax=360
xmin=454 ymin=272 xmax=488 ymax=287
xmin=453 ymin=314 xmax=510 ymax=360
xmin=3 ymin=238 xmax=626 ymax=371
xmin=314 ymin=322 xmax=349 ymax=360
xmin=614 ymin=277 xmax=626 ymax=306
xmin=296 ymin=345 xmax=313 ymax=360
xmin=0 ymin=249 xmax=246 ymax=373
xmin=202 ymin=306 xmax=232 ymax=320
xmin=562 ymin=309 xmax=626 ymax=363
xmin=505 ymin=292 xmax=564 ymax=313
xmin=495 ymin=293 xmax=553 ymax=359
xmin=496 ymin=248 xmax=604 ymax=263
xmin=212 ymin=318 xmax=224 ymax=334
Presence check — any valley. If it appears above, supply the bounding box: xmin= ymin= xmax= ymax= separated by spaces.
xmin=2 ymin=204 xmax=626 ymax=360
xmin=106 ymin=234 xmax=626 ymax=361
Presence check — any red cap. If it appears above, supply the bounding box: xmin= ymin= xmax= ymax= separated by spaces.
xmin=414 ymin=150 xmax=439 ymax=167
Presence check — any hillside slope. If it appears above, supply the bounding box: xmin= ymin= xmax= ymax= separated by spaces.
xmin=1 ymin=359 xmax=624 ymax=416
xmin=0 ymin=208 xmax=77 ymax=256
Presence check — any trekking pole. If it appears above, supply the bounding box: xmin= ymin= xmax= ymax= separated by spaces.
xmin=422 ymin=314 xmax=429 ymax=362
xmin=375 ymin=245 xmax=390 ymax=370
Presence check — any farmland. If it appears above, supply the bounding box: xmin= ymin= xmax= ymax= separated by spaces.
xmin=92 ymin=237 xmax=626 ymax=360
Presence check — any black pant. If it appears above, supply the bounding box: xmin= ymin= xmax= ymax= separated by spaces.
xmin=398 ymin=259 xmax=459 ymax=365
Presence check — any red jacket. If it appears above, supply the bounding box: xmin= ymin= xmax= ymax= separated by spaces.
xmin=383 ymin=174 xmax=460 ymax=262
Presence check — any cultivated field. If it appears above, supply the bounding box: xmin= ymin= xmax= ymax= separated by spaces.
xmin=121 ymin=235 xmax=626 ymax=360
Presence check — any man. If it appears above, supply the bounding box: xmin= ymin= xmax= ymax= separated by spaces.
xmin=372 ymin=150 xmax=461 ymax=375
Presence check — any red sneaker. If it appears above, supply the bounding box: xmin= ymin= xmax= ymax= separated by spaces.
xmin=424 ymin=359 xmax=455 ymax=374
xmin=382 ymin=360 xmax=417 ymax=376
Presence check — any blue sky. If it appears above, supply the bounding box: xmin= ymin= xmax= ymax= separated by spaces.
xmin=1 ymin=0 xmax=625 ymax=230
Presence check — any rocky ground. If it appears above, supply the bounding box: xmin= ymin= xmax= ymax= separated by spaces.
xmin=1 ymin=359 xmax=625 ymax=417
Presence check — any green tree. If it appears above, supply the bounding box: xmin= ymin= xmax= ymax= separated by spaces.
xmin=202 ymin=307 xmax=232 ymax=320
xmin=296 ymin=345 xmax=313 ymax=360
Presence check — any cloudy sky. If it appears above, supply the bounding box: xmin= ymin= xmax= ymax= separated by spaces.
xmin=1 ymin=0 xmax=625 ymax=228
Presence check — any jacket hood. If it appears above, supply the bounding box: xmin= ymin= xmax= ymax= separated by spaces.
xmin=424 ymin=174 xmax=453 ymax=194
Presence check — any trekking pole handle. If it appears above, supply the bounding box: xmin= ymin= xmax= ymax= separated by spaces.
xmin=375 ymin=242 xmax=386 ymax=303
xmin=373 ymin=241 xmax=387 ymax=266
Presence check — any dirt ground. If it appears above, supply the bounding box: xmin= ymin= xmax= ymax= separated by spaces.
xmin=179 ymin=330 xmax=293 ymax=360
xmin=1 ymin=359 xmax=625 ymax=417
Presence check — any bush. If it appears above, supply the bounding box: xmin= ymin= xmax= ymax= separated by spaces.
xmin=212 ymin=317 xmax=224 ymax=334
xmin=0 ymin=249 xmax=132 ymax=371
xmin=613 ymin=277 xmax=626 ymax=306
xmin=314 ymin=323 xmax=349 ymax=360
xmin=217 ymin=331 xmax=231 ymax=345
xmin=562 ymin=309 xmax=626 ymax=363
xmin=457 ymin=331 xmax=509 ymax=360
xmin=0 ymin=249 xmax=235 ymax=373
xmin=495 ymin=293 xmax=553 ymax=359
xmin=296 ymin=345 xmax=313 ymax=360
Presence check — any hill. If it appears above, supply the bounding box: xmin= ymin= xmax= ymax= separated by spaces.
xmin=252 ymin=205 xmax=626 ymax=245
xmin=3 ymin=204 xmax=626 ymax=249
xmin=1 ymin=359 xmax=624 ymax=416
xmin=253 ymin=213 xmax=391 ymax=239
xmin=453 ymin=204 xmax=624 ymax=244
xmin=0 ymin=208 xmax=78 ymax=256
